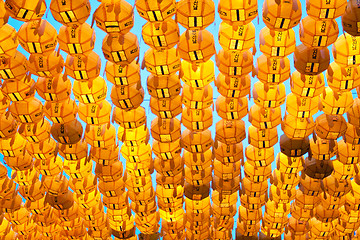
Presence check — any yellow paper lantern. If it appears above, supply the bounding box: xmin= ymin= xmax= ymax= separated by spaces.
xmin=50 ymin=0 xmax=91 ymax=27
xmin=176 ymin=0 xmax=215 ymax=30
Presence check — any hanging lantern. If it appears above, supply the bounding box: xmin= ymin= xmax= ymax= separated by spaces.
xmin=102 ymin=33 xmax=139 ymax=66
xmin=135 ymin=0 xmax=176 ymax=22
xmin=314 ymin=114 xmax=347 ymax=140
xmin=294 ymin=44 xmax=330 ymax=75
xmin=248 ymin=125 xmax=278 ymax=148
xmin=36 ymin=74 xmax=72 ymax=102
xmin=281 ymin=114 xmax=315 ymax=140
xmin=256 ymin=54 xmax=291 ymax=85
xmin=151 ymin=117 xmax=181 ymax=143
xmin=309 ymin=136 xmax=337 ymax=161
xmin=105 ymin=60 xmax=140 ymax=86
xmin=180 ymin=60 xmax=214 ymax=88
xmin=112 ymin=106 xmax=146 ymax=129
xmin=337 ymin=139 xmax=360 ymax=164
xmin=28 ymin=51 xmax=64 ymax=78
xmin=150 ymin=95 xmax=182 ymax=118
xmin=290 ymin=70 xmax=325 ymax=97
xmin=0 ymin=51 xmax=28 ymax=81
xmin=249 ymin=104 xmax=282 ymax=129
xmin=50 ymin=0 xmax=91 ymax=27
xmin=121 ymin=143 xmax=152 ymax=163
xmin=182 ymin=84 xmax=213 ymax=110
xmin=181 ymin=106 xmax=213 ymax=131
xmin=216 ymin=95 xmax=248 ymax=121
xmin=72 ymin=76 xmax=107 ymax=104
xmin=262 ymin=0 xmax=302 ymax=31
xmin=9 ymin=97 xmax=43 ymax=124
xmin=243 ymin=160 xmax=272 ymax=182
xmin=147 ymin=74 xmax=181 ymax=99
xmin=215 ymin=119 xmax=246 ymax=145
xmin=5 ymin=0 xmax=46 ymax=22
xmin=4 ymin=151 xmax=32 ymax=171
xmin=17 ymin=20 xmax=57 ymax=56
xmin=91 ymin=144 xmax=119 ymax=165
xmin=181 ymin=129 xmax=213 ymax=153
xmin=218 ymin=0 xmax=258 ymax=25
xmin=245 ymin=145 xmax=274 ymax=167
xmin=142 ymin=19 xmax=179 ymax=50
xmin=85 ymin=123 xmax=117 ymax=148
xmin=58 ymin=23 xmax=95 ymax=55
xmin=253 ymin=82 xmax=286 ymax=108
xmin=78 ymin=100 xmax=111 ymax=125
xmin=341 ymin=0 xmax=360 ymax=36
xmin=299 ymin=16 xmax=339 ymax=48
xmin=143 ymin=48 xmax=181 ymax=76
xmin=34 ymin=155 xmax=63 ymax=176
xmin=50 ymin=119 xmax=83 ymax=144
xmin=0 ymin=112 xmax=17 ymax=139
xmin=44 ymin=98 xmax=78 ymax=124
xmin=259 ymin=27 xmax=296 ymax=57
xmin=178 ymin=29 xmax=216 ymax=64
xmin=110 ymin=83 xmax=144 ymax=110
xmin=347 ymin=98 xmax=360 ymax=128
xmin=319 ymin=87 xmax=354 ymax=116
xmin=216 ymin=49 xmax=253 ymax=77
xmin=326 ymin=62 xmax=360 ymax=92
xmin=306 ymin=0 xmax=347 ymax=20
xmin=279 ymin=134 xmax=309 ymax=157
xmin=27 ymin=137 xmax=57 ymax=160
xmin=215 ymin=73 xmax=251 ymax=98
xmin=18 ymin=118 xmax=51 ymax=143
xmin=1 ymin=76 xmax=35 ymax=102
xmin=93 ymin=0 xmax=134 ymax=34
xmin=332 ymin=33 xmax=360 ymax=67
xmin=0 ymin=24 xmax=18 ymax=59
xmin=219 ymin=22 xmax=255 ymax=52
xmin=286 ymin=93 xmax=318 ymax=118
xmin=65 ymin=51 xmax=101 ymax=81
xmin=117 ymin=124 xmax=149 ymax=146
xmin=176 ymin=0 xmax=215 ymax=30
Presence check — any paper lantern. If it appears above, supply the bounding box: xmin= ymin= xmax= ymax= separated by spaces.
xmin=290 ymin=70 xmax=325 ymax=97
xmin=256 ymin=54 xmax=291 ymax=85
xmin=216 ymin=49 xmax=253 ymax=76
xmin=259 ymin=27 xmax=296 ymax=57
xmin=286 ymin=93 xmax=318 ymax=118
xmin=320 ymin=87 xmax=353 ymax=115
xmin=185 ymin=166 xmax=212 ymax=186
xmin=34 ymin=155 xmax=63 ymax=176
xmin=142 ymin=19 xmax=179 ymax=50
xmin=85 ymin=123 xmax=116 ymax=148
xmin=326 ymin=62 xmax=360 ymax=92
xmin=282 ymin=114 xmax=315 ymax=140
xmin=337 ymin=139 xmax=360 ymax=164
xmin=143 ymin=48 xmax=181 ymax=76
xmin=343 ymin=123 xmax=360 ymax=145
xmin=17 ymin=20 xmax=57 ymax=56
xmin=12 ymin=167 xmax=38 ymax=186
xmin=245 ymin=145 xmax=274 ymax=167
xmin=91 ymin=144 xmax=119 ymax=165
xmin=181 ymin=107 xmax=213 ymax=132
xmin=105 ymin=60 xmax=140 ymax=86
xmin=182 ymin=84 xmax=213 ymax=110
xmin=121 ymin=143 xmax=152 ymax=163
xmin=150 ymin=95 xmax=182 ymax=118
xmin=4 ymin=151 xmax=32 ymax=171
xmin=347 ymin=98 xmax=360 ymax=128
xmin=18 ymin=118 xmax=51 ymax=143
xmin=50 ymin=0 xmax=91 ymax=27
xmin=241 ymin=176 xmax=268 ymax=197
xmin=215 ymin=119 xmax=246 ymax=144
xmin=93 ymin=0 xmax=134 ymax=34
xmin=19 ymin=179 xmax=45 ymax=201
xmin=78 ymin=100 xmax=111 ymax=125
xmin=249 ymin=104 xmax=282 ymax=129
xmin=9 ymin=97 xmax=43 ymax=124
xmin=253 ymin=82 xmax=286 ymax=108
xmin=279 ymin=134 xmax=309 ymax=157
xmin=128 ymin=160 xmax=154 ymax=177
xmin=176 ymin=0 xmax=215 ymax=30
xmin=110 ymin=83 xmax=144 ymax=110
xmin=28 ymin=52 xmax=64 ymax=78
xmin=1 ymin=77 xmax=35 ymax=102
xmin=0 ymin=24 xmax=18 ymax=59
xmin=342 ymin=0 xmax=360 ymax=36
xmin=269 ymin=184 xmax=296 ymax=203
xmin=0 ymin=51 xmax=28 ymax=81
xmin=147 ymin=74 xmax=181 ymax=99
xmin=58 ymin=23 xmax=95 ymax=55
xmin=27 ymin=138 xmax=57 ymax=161
xmin=135 ymin=0 xmax=176 ymax=22
xmin=0 ymin=112 xmax=17 ymax=139
xmin=333 ymin=33 xmax=360 ymax=67
xmin=299 ymin=16 xmax=339 ymax=48
xmin=216 ymin=74 xmax=250 ymax=99
xmin=323 ymin=175 xmax=351 ymax=197
xmin=151 ymin=117 xmax=181 ymax=143
xmin=36 ymin=74 xmax=72 ymax=102
xmin=112 ymin=106 xmax=146 ymax=129
xmin=262 ymin=0 xmax=302 ymax=31
xmin=44 ymin=98 xmax=78 ymax=124
xmin=102 ymin=33 xmax=139 ymax=66
xmin=73 ymin=76 xmax=107 ymax=104
xmin=50 ymin=119 xmax=83 ymax=144
xmin=5 ymin=0 xmax=46 ymax=21
xmin=331 ymin=160 xmax=355 ymax=180
xmin=58 ymin=138 xmax=88 ymax=161
xmin=181 ymin=129 xmax=212 ymax=153
xmin=243 ymin=160 xmax=272 ymax=182
xmin=306 ymin=0 xmax=346 ymax=20
xmin=294 ymin=44 xmax=330 ymax=75
xmin=219 ymin=22 xmax=255 ymax=51
xmin=178 ymin=29 xmax=215 ymax=64
xmin=95 ymin=160 xmax=123 ymax=182
xmin=304 ymin=156 xmax=333 ymax=179
xmin=117 ymin=124 xmax=149 ymax=146
xmin=248 ymin=125 xmax=278 ymax=148
xmin=218 ymin=0 xmax=258 ymax=25
xmin=180 ymin=60 xmax=214 ymax=88
xmin=276 ymin=152 xmax=304 ymax=174
xmin=216 ymin=95 xmax=248 ymax=120
xmin=63 ymin=157 xmax=92 ymax=179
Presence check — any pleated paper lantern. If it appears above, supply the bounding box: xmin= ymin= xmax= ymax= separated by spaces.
xmin=243 ymin=160 xmax=272 ymax=182
xmin=181 ymin=129 xmax=213 ymax=153
xmin=326 ymin=62 xmax=360 ymax=92
xmin=112 ymin=106 xmax=146 ymax=129
xmin=319 ymin=87 xmax=354 ymax=115
xmin=144 ymin=48 xmax=181 ymax=76
xmin=50 ymin=119 xmax=83 ymax=144
xmin=105 ymin=60 xmax=140 ymax=86
xmin=245 ymin=145 xmax=274 ymax=167
xmin=219 ymin=22 xmax=255 ymax=51
xmin=18 ymin=118 xmax=51 ymax=143
xmin=34 ymin=155 xmax=63 ymax=176
xmin=142 ymin=19 xmax=179 ymax=50
xmin=344 ymin=122 xmax=360 ymax=145
xmin=181 ymin=106 xmax=213 ymax=131
xmin=17 ymin=20 xmax=58 ymax=56
xmin=5 ymin=0 xmax=46 ymax=22
xmin=117 ymin=124 xmax=149 ymax=146
xmin=279 ymin=134 xmax=309 ymax=157
xmin=135 ymin=0 xmax=176 ymax=22
xmin=341 ymin=0 xmax=360 ymax=36
xmin=28 ymin=52 xmax=64 ymax=78
xmin=180 ymin=60 xmax=214 ymax=88
xmin=215 ymin=119 xmax=246 ymax=144
xmin=147 ymin=74 xmax=181 ymax=99
xmin=102 ymin=33 xmax=139 ymax=66
xmin=256 ymin=54 xmax=291 ymax=85
xmin=299 ymin=16 xmax=339 ymax=48
xmin=72 ymin=76 xmax=107 ymax=104
xmin=290 ymin=70 xmax=325 ymax=97
xmin=44 ymin=98 xmax=78 ymax=124
xmin=0 ymin=112 xmax=17 ymax=139
xmin=260 ymin=27 xmax=296 ymax=57
xmin=218 ymin=0 xmax=258 ymax=25
xmin=150 ymin=95 xmax=182 ymax=118
xmin=178 ymin=29 xmax=215 ymax=64
xmin=91 ymin=144 xmax=119 ymax=165
xmin=262 ymin=0 xmax=302 ymax=31
xmin=216 ymin=95 xmax=248 ymax=120
xmin=65 ymin=51 xmax=101 ymax=81
xmin=306 ymin=0 xmax=347 ymax=20
xmin=176 ymin=0 xmax=215 ymax=30
xmin=0 ymin=51 xmax=28 ymax=81
xmin=151 ymin=117 xmax=181 ymax=143
xmin=337 ymin=139 xmax=360 ymax=164
xmin=85 ymin=123 xmax=117 ymax=148
xmin=50 ymin=0 xmax=91 ymax=27
xmin=215 ymin=73 xmax=251 ymax=98
xmin=78 ymin=100 xmax=111 ymax=125
xmin=110 ymin=83 xmax=144 ymax=110
xmin=93 ymin=0 xmax=134 ymax=34
xmin=95 ymin=160 xmax=123 ymax=182
xmin=182 ymin=84 xmax=213 ymax=110
xmin=4 ymin=151 xmax=32 ymax=171
xmin=332 ymin=33 xmax=360 ymax=67
xmin=58 ymin=23 xmax=95 ymax=55
xmin=269 ymin=184 xmax=295 ymax=203
xmin=27 ymin=137 xmax=57 ymax=160
xmin=0 ymin=24 xmax=18 ymax=59
xmin=348 ymin=98 xmax=360 ymax=128
xmin=36 ymin=74 xmax=72 ymax=102
xmin=314 ymin=114 xmax=347 ymax=140
xmin=216 ymin=49 xmax=253 ymax=76
xmin=286 ymin=93 xmax=318 ymax=118
xmin=248 ymin=125 xmax=278 ymax=148
xmin=309 ymin=136 xmax=337 ymax=161
xmin=1 ymin=76 xmax=35 ymax=102
xmin=282 ymin=114 xmax=315 ymax=140
xmin=9 ymin=97 xmax=43 ymax=124
xmin=253 ymin=82 xmax=286 ymax=108
xmin=294 ymin=44 xmax=330 ymax=75
xmin=249 ymin=105 xmax=282 ymax=129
